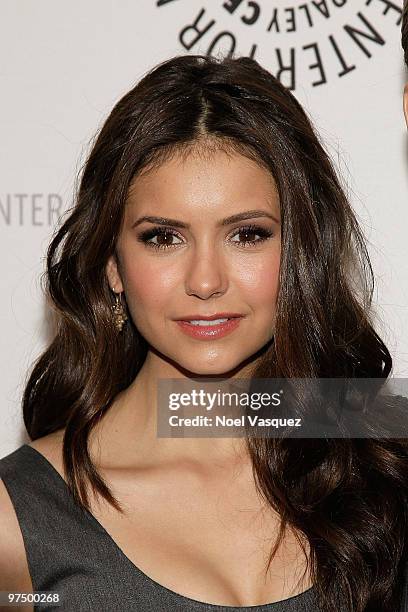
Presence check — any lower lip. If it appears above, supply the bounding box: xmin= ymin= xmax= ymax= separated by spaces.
xmin=175 ymin=317 xmax=243 ymax=340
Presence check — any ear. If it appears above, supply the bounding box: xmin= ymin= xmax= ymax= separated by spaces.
xmin=105 ymin=254 xmax=124 ymax=293
xmin=404 ymin=83 xmax=408 ymax=128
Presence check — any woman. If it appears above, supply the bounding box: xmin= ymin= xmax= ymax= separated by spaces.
xmin=0 ymin=53 xmax=407 ymax=612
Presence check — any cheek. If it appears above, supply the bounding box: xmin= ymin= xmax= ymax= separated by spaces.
xmin=235 ymin=255 xmax=280 ymax=305
xmin=121 ymin=258 xmax=178 ymax=310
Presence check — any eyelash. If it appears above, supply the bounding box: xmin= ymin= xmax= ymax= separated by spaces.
xmin=137 ymin=224 xmax=274 ymax=251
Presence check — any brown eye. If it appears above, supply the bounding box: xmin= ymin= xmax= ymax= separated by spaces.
xmin=230 ymin=225 xmax=273 ymax=247
xmin=155 ymin=233 xmax=178 ymax=247
xmin=138 ymin=228 xmax=183 ymax=250
xmin=236 ymin=229 xmax=257 ymax=243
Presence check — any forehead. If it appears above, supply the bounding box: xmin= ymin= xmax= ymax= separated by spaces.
xmin=125 ymin=148 xmax=279 ymax=218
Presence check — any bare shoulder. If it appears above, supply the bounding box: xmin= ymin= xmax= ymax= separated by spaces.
xmin=27 ymin=429 xmax=66 ymax=478
xmin=0 ymin=478 xmax=33 ymax=594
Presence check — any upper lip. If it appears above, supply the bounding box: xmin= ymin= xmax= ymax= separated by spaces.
xmin=175 ymin=313 xmax=244 ymax=321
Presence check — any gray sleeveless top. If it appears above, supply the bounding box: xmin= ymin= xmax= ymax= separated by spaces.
xmin=0 ymin=444 xmax=404 ymax=612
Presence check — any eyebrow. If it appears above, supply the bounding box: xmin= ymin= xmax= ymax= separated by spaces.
xmin=131 ymin=209 xmax=280 ymax=229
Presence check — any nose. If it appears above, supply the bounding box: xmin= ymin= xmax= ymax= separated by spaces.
xmin=185 ymin=245 xmax=228 ymax=300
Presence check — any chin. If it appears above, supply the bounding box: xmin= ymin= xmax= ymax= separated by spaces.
xmin=150 ymin=343 xmax=261 ymax=378
xmin=173 ymin=355 xmax=255 ymax=379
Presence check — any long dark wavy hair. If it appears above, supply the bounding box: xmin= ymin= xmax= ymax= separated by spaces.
xmin=23 ymin=54 xmax=408 ymax=611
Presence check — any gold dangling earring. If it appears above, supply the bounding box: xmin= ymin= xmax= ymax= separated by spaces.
xmin=111 ymin=286 xmax=128 ymax=332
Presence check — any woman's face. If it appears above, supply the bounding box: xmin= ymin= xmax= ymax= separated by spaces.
xmin=106 ymin=147 xmax=281 ymax=376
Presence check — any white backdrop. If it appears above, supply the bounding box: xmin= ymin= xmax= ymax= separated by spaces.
xmin=1 ymin=0 xmax=407 ymax=457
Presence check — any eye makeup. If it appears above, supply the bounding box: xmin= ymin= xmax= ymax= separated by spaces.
xmin=136 ymin=224 xmax=274 ymax=251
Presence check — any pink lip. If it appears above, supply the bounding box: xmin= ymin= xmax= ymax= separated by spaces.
xmin=175 ymin=317 xmax=243 ymax=340
xmin=175 ymin=313 xmax=243 ymax=321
